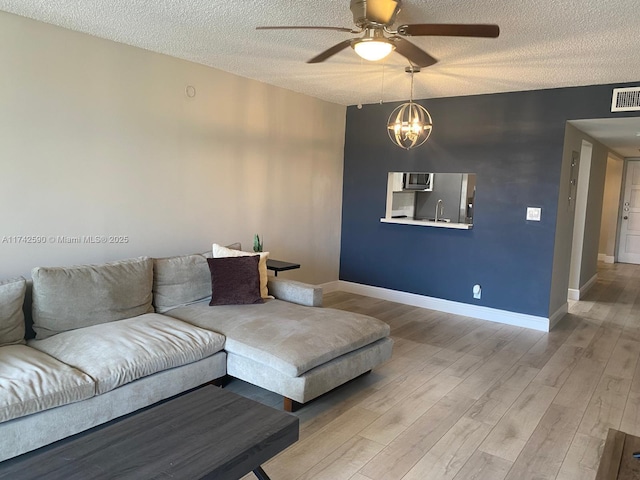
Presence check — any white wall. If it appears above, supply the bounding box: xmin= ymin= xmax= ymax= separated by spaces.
xmin=598 ymin=153 xmax=624 ymax=260
xmin=549 ymin=123 xmax=610 ymax=313
xmin=549 ymin=124 xmax=579 ymax=315
xmin=0 ymin=11 xmax=346 ymax=283
xmin=568 ymin=140 xmax=593 ymax=292
xmin=579 ymin=138 xmax=610 ymax=286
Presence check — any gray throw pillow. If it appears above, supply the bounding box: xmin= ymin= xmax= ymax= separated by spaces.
xmin=0 ymin=277 xmax=27 ymax=346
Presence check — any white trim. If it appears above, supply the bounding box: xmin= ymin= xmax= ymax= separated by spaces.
xmin=567 ymin=289 xmax=580 ymax=301
xmin=318 ymin=280 xmax=342 ymax=294
xmin=567 ymin=273 xmax=598 ymax=301
xmin=598 ymin=253 xmax=615 ymax=264
xmin=319 ymin=280 xmax=551 ymax=332
xmin=380 ymin=218 xmax=473 ymax=230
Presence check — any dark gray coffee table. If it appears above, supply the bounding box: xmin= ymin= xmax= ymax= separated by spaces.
xmin=0 ymin=385 xmax=299 ymax=480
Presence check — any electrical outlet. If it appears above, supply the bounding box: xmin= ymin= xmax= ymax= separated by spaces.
xmin=473 ymin=284 xmax=481 ymax=299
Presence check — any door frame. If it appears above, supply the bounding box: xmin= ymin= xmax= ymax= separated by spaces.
xmin=616 ymin=157 xmax=640 ymax=264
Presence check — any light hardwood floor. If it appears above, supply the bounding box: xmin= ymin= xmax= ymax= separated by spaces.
xmin=234 ymin=262 xmax=640 ymax=480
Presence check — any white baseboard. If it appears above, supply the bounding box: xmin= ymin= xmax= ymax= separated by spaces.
xmin=319 ymin=280 xmax=552 ymax=332
xmin=598 ymin=254 xmax=615 ymax=264
xmin=567 ymin=289 xmax=580 ymax=301
xmin=318 ymin=281 xmax=343 ymax=294
xmin=567 ymin=273 xmax=598 ymax=301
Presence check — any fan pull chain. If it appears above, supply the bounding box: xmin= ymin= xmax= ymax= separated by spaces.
xmin=380 ymin=63 xmax=385 ymax=104
xmin=357 ymin=57 xmax=364 ymax=109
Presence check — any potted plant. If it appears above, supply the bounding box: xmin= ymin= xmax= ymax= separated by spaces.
xmin=253 ymin=234 xmax=263 ymax=253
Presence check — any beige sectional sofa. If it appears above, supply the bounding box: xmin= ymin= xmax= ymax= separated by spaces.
xmin=0 ymin=250 xmax=392 ymax=462
xmin=0 ymin=259 xmax=227 ymax=462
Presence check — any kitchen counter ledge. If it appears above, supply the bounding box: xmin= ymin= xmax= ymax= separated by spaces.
xmin=380 ymin=218 xmax=473 ymax=230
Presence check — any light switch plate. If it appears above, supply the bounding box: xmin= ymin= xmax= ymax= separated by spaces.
xmin=526 ymin=207 xmax=542 ymax=221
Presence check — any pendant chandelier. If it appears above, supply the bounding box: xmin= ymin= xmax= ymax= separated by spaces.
xmin=387 ymin=67 xmax=433 ymax=150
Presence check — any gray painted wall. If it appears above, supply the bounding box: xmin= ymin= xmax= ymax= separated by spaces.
xmin=581 ymin=140 xmax=609 ymax=286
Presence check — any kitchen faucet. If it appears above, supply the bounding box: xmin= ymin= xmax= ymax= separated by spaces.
xmin=435 ymin=199 xmax=444 ymax=222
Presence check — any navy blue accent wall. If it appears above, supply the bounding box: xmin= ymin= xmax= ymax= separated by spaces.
xmin=340 ymin=82 xmax=640 ymax=317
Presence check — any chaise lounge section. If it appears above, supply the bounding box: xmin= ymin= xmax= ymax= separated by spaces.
xmin=167 ymin=278 xmax=393 ymax=411
xmin=154 ymin=249 xmax=393 ymax=411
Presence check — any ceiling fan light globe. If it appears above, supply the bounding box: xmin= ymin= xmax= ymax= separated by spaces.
xmin=352 ymin=39 xmax=394 ymax=61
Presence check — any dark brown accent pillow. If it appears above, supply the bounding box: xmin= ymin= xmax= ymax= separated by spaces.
xmin=207 ymin=256 xmax=264 ymax=306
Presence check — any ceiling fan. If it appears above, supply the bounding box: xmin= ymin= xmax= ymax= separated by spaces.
xmin=256 ymin=0 xmax=499 ymax=67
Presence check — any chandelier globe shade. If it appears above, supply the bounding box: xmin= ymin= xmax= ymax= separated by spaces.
xmin=387 ymin=102 xmax=432 ymax=149
xmin=387 ymin=66 xmax=433 ymax=150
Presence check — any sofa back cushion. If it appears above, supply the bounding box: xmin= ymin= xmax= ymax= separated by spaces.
xmin=153 ymin=253 xmax=212 ymax=313
xmin=0 ymin=277 xmax=27 ymax=346
xmin=32 ymin=257 xmax=154 ymax=339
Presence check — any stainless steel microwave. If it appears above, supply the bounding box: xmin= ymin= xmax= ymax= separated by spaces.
xmin=403 ymin=173 xmax=433 ymax=191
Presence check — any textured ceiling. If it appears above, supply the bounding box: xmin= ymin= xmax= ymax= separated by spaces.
xmin=3 ymin=0 xmax=640 ymax=156
xmin=1 ymin=0 xmax=639 ymax=107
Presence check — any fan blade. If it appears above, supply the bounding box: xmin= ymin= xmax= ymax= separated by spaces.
xmin=256 ymin=26 xmax=357 ymax=33
xmin=307 ymin=39 xmax=354 ymax=63
xmin=397 ymin=24 xmax=500 ymax=38
xmin=389 ymin=37 xmax=437 ymax=67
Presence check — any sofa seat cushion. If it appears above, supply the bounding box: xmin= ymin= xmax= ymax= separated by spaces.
xmin=166 ymin=299 xmax=391 ymax=377
xmin=28 ymin=314 xmax=226 ymax=395
xmin=0 ymin=345 xmax=95 ymax=423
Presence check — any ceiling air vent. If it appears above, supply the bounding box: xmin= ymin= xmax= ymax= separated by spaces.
xmin=611 ymin=87 xmax=640 ymax=112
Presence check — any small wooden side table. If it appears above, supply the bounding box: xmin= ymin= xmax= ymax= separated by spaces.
xmin=266 ymin=259 xmax=300 ymax=276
